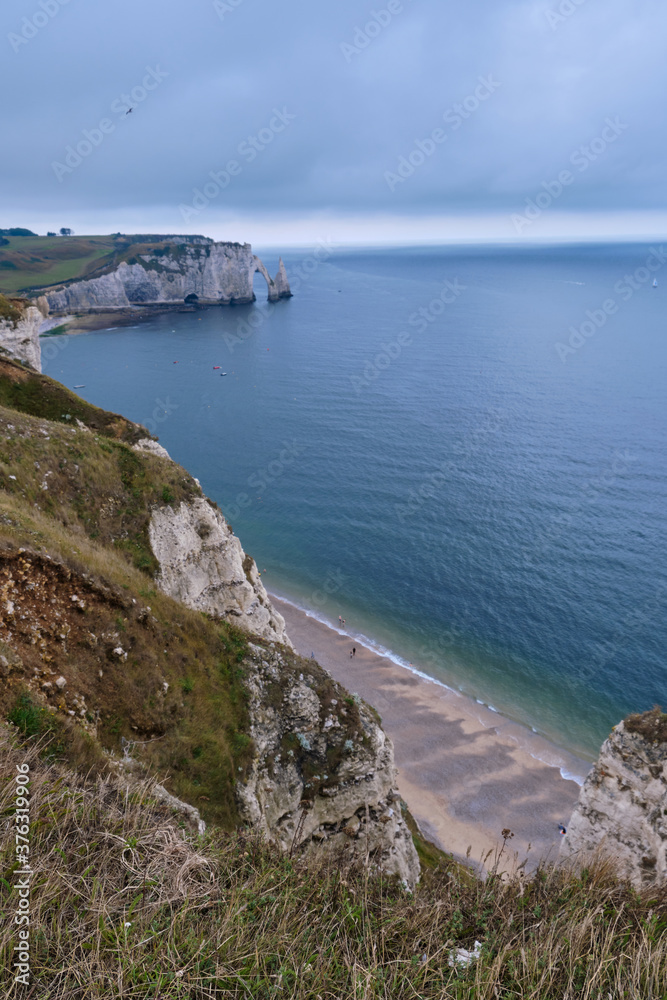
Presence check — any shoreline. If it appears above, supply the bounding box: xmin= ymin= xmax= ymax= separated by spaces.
xmin=40 ymin=305 xmax=205 ymax=337
xmin=270 ymin=591 xmax=591 ymax=870
xmin=36 ymin=303 xmax=593 ymax=868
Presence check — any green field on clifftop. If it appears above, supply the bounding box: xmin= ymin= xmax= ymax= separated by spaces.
xmin=0 ymin=232 xmax=211 ymax=294
xmin=0 ymin=234 xmax=118 ymax=294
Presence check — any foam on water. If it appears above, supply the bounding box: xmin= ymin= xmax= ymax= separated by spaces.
xmin=272 ymin=589 xmax=592 ymax=784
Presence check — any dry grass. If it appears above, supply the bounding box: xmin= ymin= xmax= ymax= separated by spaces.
xmin=0 ymin=505 xmax=254 ymax=829
xmin=1 ymin=729 xmax=666 ymax=999
xmin=0 ymin=355 xmax=153 ymax=444
xmin=0 ymin=294 xmax=25 ymax=327
xmin=2 ymin=334 xmax=665 ymax=998
xmin=625 ymin=705 xmax=667 ymax=744
xmin=0 ymin=400 xmax=200 ymax=573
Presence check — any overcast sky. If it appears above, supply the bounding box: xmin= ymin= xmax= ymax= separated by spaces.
xmin=1 ymin=0 xmax=665 ymax=244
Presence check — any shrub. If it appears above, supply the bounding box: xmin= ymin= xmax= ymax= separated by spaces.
xmin=7 ymin=692 xmax=48 ymax=738
xmin=625 ymin=705 xmax=667 ymax=743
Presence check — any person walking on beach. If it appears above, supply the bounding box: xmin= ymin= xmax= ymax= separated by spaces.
xmin=352 ymin=647 xmax=356 ymax=657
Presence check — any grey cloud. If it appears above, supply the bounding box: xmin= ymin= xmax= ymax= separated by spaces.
xmin=1 ymin=0 xmax=665 ymax=226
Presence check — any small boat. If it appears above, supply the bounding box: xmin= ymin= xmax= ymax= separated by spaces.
xmin=74 ymin=384 xmax=85 ymax=388
xmin=220 ymin=372 xmax=227 ymax=376
xmin=213 ymin=366 xmax=221 ymax=369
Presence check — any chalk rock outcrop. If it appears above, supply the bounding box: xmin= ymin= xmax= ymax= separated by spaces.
xmin=42 ymin=242 xmax=291 ymax=313
xmin=237 ymin=642 xmax=420 ymax=886
xmin=0 ymin=302 xmax=43 ymax=371
xmin=149 ymin=497 xmax=289 ymax=645
xmin=133 ymin=438 xmax=172 ymax=461
xmin=561 ymin=717 xmax=667 ymax=885
xmin=252 ymin=255 xmax=293 ymax=302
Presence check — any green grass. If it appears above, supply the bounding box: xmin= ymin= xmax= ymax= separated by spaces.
xmin=0 ymin=233 xmax=214 ymax=294
xmin=0 ymin=354 xmax=151 ymax=442
xmin=7 ymin=690 xmax=52 ymax=737
xmin=0 ymin=363 xmax=201 ymax=574
xmin=0 ymin=293 xmax=25 ymax=326
xmin=0 ymin=234 xmax=119 ymax=294
xmin=0 ymin=364 xmax=256 ymax=827
xmin=1 ymin=734 xmax=665 ymax=999
xmin=0 ymin=522 xmax=255 ymax=826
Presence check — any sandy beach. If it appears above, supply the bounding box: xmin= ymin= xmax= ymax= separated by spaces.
xmin=272 ymin=595 xmax=592 ymax=872
xmin=39 ymin=305 xmax=205 ymax=337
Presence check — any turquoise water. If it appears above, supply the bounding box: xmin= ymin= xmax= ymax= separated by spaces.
xmin=42 ymin=243 xmax=667 ymax=759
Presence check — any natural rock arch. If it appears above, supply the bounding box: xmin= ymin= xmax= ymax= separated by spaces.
xmin=252 ymin=256 xmax=292 ymax=302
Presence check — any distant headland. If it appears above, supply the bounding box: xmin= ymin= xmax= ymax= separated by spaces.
xmin=0 ymin=230 xmax=291 ymax=319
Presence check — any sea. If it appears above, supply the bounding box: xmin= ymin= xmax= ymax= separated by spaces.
xmin=41 ymin=242 xmax=667 ymax=762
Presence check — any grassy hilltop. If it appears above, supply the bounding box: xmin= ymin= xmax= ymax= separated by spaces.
xmin=0 ymin=354 xmax=258 ymax=826
xmin=0 ymin=360 xmax=665 ymax=997
xmin=0 ymin=231 xmax=213 ymax=295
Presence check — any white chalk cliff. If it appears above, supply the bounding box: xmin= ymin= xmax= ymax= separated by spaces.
xmin=42 ymin=242 xmax=291 ymax=313
xmin=142 ymin=460 xmax=418 ymax=881
xmin=0 ymin=291 xmax=417 ymax=882
xmin=148 ymin=496 xmax=290 ymax=646
xmin=0 ymin=300 xmax=44 ymax=371
xmin=561 ymin=719 xmax=667 ymax=885
xmin=238 ymin=642 xmax=420 ymax=886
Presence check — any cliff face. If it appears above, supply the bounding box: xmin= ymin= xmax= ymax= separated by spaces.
xmin=560 ymin=719 xmax=667 ymax=885
xmin=252 ymin=255 xmax=293 ymax=303
xmin=237 ymin=641 xmax=420 ymax=885
xmin=148 ymin=496 xmax=290 ymax=646
xmin=0 ymin=300 xmax=43 ymax=371
xmin=43 ymin=242 xmax=291 ymax=313
xmin=0 ymin=352 xmax=417 ymax=883
xmin=144 ymin=466 xmax=416 ymax=880
xmin=273 ymin=257 xmax=292 ymax=300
